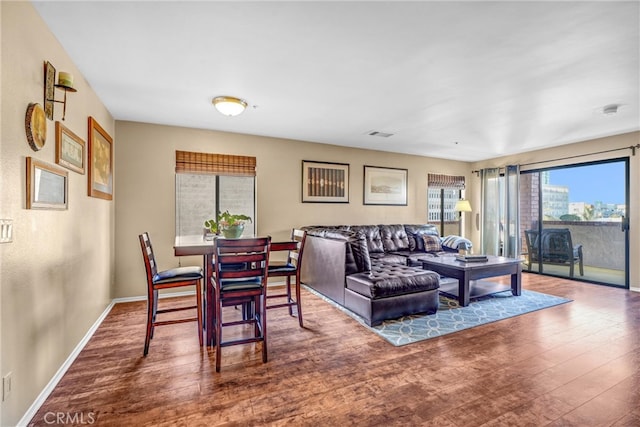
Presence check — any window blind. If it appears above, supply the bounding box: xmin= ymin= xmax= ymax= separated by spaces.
xmin=427 ymin=173 xmax=465 ymax=189
xmin=175 ymin=150 xmax=256 ymax=176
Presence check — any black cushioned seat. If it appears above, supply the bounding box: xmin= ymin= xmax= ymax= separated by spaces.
xmin=346 ymin=262 xmax=439 ymax=299
xmin=344 ymin=262 xmax=440 ymax=326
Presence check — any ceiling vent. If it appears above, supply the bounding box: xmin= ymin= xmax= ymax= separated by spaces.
xmin=367 ymin=131 xmax=394 ymax=138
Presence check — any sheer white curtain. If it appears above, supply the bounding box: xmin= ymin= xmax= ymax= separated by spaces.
xmin=504 ymin=165 xmax=521 ymax=258
xmin=480 ymin=165 xmax=520 ymax=257
xmin=481 ymin=168 xmax=501 ymax=255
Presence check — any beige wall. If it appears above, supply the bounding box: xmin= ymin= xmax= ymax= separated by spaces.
xmin=2 ymin=2 xmax=638 ymax=426
xmin=469 ymin=131 xmax=640 ymax=290
xmin=0 ymin=1 xmax=4 ymax=423
xmin=114 ymin=121 xmax=470 ymax=298
xmin=0 ymin=3 xmax=115 ymax=425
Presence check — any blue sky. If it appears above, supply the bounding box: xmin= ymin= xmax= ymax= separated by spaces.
xmin=548 ymin=162 xmax=625 ymax=205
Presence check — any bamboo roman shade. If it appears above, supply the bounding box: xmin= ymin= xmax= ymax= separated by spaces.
xmin=427 ymin=173 xmax=465 ymax=189
xmin=175 ymin=150 xmax=256 ymax=176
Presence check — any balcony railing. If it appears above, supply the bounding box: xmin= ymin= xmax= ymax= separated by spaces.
xmin=533 ymin=220 xmax=625 ymax=270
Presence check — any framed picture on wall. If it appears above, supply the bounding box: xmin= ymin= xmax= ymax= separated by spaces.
xmin=363 ymin=165 xmax=408 ymax=205
xmin=88 ymin=117 xmax=113 ymax=200
xmin=302 ymin=160 xmax=350 ymax=203
xmin=26 ymin=157 xmax=68 ymax=210
xmin=55 ymin=122 xmax=85 ymax=174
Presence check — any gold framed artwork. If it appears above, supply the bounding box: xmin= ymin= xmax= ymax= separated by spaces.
xmin=26 ymin=157 xmax=68 ymax=210
xmin=55 ymin=122 xmax=85 ymax=174
xmin=363 ymin=165 xmax=408 ymax=206
xmin=87 ymin=117 xmax=113 ymax=200
xmin=25 ymin=103 xmax=47 ymax=151
xmin=302 ymin=160 xmax=349 ymax=203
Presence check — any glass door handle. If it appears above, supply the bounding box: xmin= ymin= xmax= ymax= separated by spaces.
xmin=621 ymin=215 xmax=629 ymax=231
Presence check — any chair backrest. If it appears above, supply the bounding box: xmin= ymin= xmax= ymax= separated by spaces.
xmin=288 ymin=229 xmax=307 ymax=270
xmin=139 ymin=232 xmax=158 ymax=286
xmin=524 ymin=230 xmax=538 ymax=261
xmin=525 ymin=228 xmax=574 ymax=263
xmin=214 ymin=237 xmax=272 ymax=285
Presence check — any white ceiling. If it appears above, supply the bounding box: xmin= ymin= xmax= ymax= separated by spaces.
xmin=32 ymin=1 xmax=640 ymax=162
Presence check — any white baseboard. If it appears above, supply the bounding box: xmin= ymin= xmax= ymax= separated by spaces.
xmin=18 ymin=281 xmax=287 ymax=425
xmin=630 ymin=286 xmax=640 ymax=292
xmin=17 ymin=300 xmax=116 ymax=427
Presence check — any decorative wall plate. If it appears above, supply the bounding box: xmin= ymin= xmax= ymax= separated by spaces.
xmin=25 ymin=103 xmax=47 ymax=151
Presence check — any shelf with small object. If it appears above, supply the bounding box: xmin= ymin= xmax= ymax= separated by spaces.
xmin=44 ymin=62 xmax=77 ymax=121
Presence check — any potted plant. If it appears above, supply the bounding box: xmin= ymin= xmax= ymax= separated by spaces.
xmin=204 ymin=210 xmax=252 ymax=239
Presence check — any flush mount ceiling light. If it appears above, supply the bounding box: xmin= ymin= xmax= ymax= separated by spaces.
xmin=212 ymin=96 xmax=247 ymax=117
xmin=367 ymin=130 xmax=394 ymax=138
xmin=603 ymin=104 xmax=619 ymax=116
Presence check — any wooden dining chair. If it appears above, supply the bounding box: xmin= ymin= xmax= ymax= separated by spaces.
xmin=139 ymin=232 xmax=203 ymax=356
xmin=266 ymin=229 xmax=307 ymax=327
xmin=212 ymin=236 xmax=271 ymax=372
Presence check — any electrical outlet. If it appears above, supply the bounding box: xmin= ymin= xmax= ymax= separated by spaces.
xmin=2 ymin=372 xmax=12 ymax=401
xmin=0 ymin=219 xmax=13 ymax=243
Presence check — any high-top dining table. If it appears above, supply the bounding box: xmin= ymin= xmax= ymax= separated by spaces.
xmin=174 ymin=234 xmax=297 ymax=346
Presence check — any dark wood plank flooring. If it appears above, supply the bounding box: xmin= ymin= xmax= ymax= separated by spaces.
xmin=28 ymin=274 xmax=640 ymax=426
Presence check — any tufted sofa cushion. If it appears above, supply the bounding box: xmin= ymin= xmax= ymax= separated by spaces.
xmin=379 ymin=224 xmax=410 ymax=252
xmin=369 ymin=252 xmax=410 ymax=265
xmin=346 ymin=262 xmax=440 ymax=299
xmin=350 ymin=225 xmax=384 ymax=253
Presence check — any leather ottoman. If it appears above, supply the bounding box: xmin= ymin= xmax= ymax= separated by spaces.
xmin=345 ymin=262 xmax=440 ymax=326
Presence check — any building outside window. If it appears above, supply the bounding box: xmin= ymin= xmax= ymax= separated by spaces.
xmin=174 ymin=151 xmax=256 ymax=238
xmin=427 ymin=173 xmax=466 ymax=236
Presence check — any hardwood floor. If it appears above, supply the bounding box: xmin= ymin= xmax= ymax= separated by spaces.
xmin=28 ymin=274 xmax=640 ymax=426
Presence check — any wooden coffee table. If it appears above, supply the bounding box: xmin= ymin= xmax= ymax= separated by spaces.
xmin=422 ymin=255 xmax=522 ymax=306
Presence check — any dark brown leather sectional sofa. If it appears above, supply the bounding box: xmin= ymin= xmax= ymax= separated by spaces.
xmin=300 ymin=224 xmax=470 ymax=326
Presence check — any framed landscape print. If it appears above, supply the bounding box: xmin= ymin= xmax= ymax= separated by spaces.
xmin=88 ymin=117 xmax=113 ymax=200
xmin=302 ymin=160 xmax=349 ymax=203
xmin=55 ymin=122 xmax=85 ymax=174
xmin=363 ymin=165 xmax=408 ymax=205
xmin=26 ymin=157 xmax=68 ymax=210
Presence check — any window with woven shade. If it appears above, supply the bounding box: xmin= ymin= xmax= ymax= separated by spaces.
xmin=427 ymin=173 xmax=466 ymax=235
xmin=175 ymin=150 xmax=256 ymax=237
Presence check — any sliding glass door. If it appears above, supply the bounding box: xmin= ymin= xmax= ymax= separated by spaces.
xmin=520 ymin=159 xmax=628 ymax=288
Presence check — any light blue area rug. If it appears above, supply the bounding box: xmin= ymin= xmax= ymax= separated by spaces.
xmin=303 ymin=285 xmax=571 ymax=346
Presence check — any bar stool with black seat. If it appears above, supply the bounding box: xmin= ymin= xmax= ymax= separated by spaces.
xmin=266 ymin=229 xmax=307 ymax=327
xmin=212 ymin=236 xmax=271 ymax=372
xmin=139 ymin=232 xmax=203 ymax=356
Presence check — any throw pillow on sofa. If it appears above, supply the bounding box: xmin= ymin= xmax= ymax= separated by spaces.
xmin=411 ymin=231 xmax=437 ymax=251
xmin=422 ymin=235 xmax=443 ymax=252
xmin=441 ymin=235 xmax=473 ymax=251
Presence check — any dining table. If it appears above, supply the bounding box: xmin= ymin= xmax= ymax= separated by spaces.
xmin=174 ymin=234 xmax=297 ymax=346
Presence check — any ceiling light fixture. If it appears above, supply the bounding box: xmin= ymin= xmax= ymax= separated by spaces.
xmin=602 ymin=104 xmax=619 ymax=116
xmin=366 ymin=130 xmax=394 ymax=138
xmin=212 ymin=96 xmax=247 ymax=117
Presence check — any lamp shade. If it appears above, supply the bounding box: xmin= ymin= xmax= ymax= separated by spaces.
xmin=212 ymin=96 xmax=247 ymax=116
xmin=455 ymin=199 xmax=472 ymax=212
